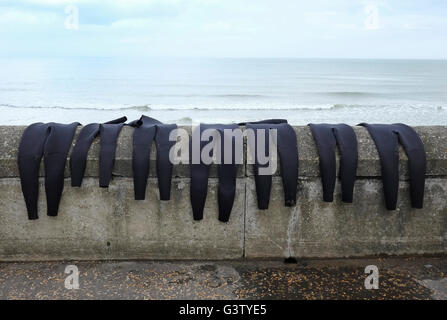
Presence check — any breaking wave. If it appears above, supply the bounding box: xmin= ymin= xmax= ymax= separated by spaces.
xmin=0 ymin=103 xmax=444 ymax=112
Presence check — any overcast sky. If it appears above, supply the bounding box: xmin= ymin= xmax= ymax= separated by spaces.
xmin=0 ymin=0 xmax=446 ymax=59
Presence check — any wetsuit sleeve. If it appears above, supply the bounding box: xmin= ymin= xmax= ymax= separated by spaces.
xmin=131 ymin=115 xmax=161 ymax=200
xmin=132 ymin=124 xmax=157 ymax=199
xmin=276 ymin=123 xmax=298 ymax=206
xmin=216 ymin=125 xmax=239 ymax=222
xmin=238 ymin=119 xmax=288 ymax=126
xmin=44 ymin=122 xmax=79 ymax=216
xmin=155 ymin=124 xmax=177 ymax=201
xmin=105 ymin=116 xmax=128 ymax=125
xmin=393 ymin=123 xmax=426 ymax=208
xmin=17 ymin=123 xmax=50 ymax=220
xmin=99 ymin=123 xmax=125 ymax=188
xmin=190 ymin=125 xmax=211 ymax=220
xmin=246 ymin=123 xmax=273 ymax=210
xmin=359 ymin=123 xmax=399 ymax=210
xmin=309 ymin=124 xmax=337 ymax=202
xmin=70 ymin=117 xmax=127 ymax=187
xmin=70 ymin=123 xmax=100 ymax=187
xmin=333 ymin=124 xmax=358 ymax=203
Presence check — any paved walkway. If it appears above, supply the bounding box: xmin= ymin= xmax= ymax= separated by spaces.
xmin=0 ymin=257 xmax=446 ymax=299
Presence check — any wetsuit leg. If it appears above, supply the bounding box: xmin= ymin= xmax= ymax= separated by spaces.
xmin=190 ymin=125 xmax=211 ymax=220
xmin=359 ymin=124 xmax=399 ymax=210
xmin=99 ymin=123 xmax=125 ymax=188
xmin=393 ymin=124 xmax=426 ymax=208
xmin=44 ymin=122 xmax=79 ymax=216
xmin=155 ymin=124 xmax=177 ymax=201
xmin=70 ymin=123 xmax=100 ymax=187
xmin=216 ymin=124 xmax=239 ymax=222
xmin=217 ymin=161 xmax=237 ymax=221
xmin=309 ymin=124 xmax=358 ymax=203
xmin=246 ymin=122 xmax=298 ymax=209
xmin=18 ymin=123 xmax=50 ymax=220
xmin=276 ymin=123 xmax=298 ymax=206
xmin=70 ymin=117 xmax=127 ymax=187
xmin=246 ymin=123 xmax=272 ymax=209
xmin=190 ymin=124 xmax=239 ymax=221
xmin=333 ymin=124 xmax=358 ymax=203
xmin=309 ymin=124 xmax=337 ymax=202
xmin=131 ymin=116 xmax=160 ymax=200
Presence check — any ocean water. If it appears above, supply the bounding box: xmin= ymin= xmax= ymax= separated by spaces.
xmin=0 ymin=57 xmax=446 ymax=125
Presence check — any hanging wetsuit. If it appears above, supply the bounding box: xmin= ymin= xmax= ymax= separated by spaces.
xmin=358 ymin=123 xmax=426 ymax=210
xmin=155 ymin=122 xmax=178 ymax=200
xmin=18 ymin=122 xmax=79 ymax=219
xmin=130 ymin=115 xmax=177 ymax=201
xmin=99 ymin=122 xmax=126 ymax=188
xmin=70 ymin=117 xmax=127 ymax=187
xmin=308 ymin=124 xmax=358 ymax=203
xmin=239 ymin=119 xmax=298 ymax=210
xmin=190 ymin=123 xmax=241 ymax=222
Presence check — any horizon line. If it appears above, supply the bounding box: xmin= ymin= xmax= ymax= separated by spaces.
xmin=0 ymin=55 xmax=446 ymax=61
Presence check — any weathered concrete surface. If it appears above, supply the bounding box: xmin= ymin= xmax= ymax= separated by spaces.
xmin=246 ymin=126 xmax=447 ymax=178
xmin=1 ymin=126 xmax=446 ymax=178
xmin=0 ymin=257 xmax=446 ymax=300
xmin=0 ymin=126 xmax=244 ymax=179
xmin=245 ymin=177 xmax=447 ymax=258
xmin=0 ymin=178 xmax=245 ymax=261
xmin=0 ymin=125 xmax=446 ymax=261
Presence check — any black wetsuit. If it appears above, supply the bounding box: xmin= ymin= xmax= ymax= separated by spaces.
xmin=70 ymin=117 xmax=127 ymax=187
xmin=129 ymin=116 xmax=177 ymax=201
xmin=239 ymin=119 xmax=298 ymax=210
xmin=359 ymin=123 xmax=426 ymax=210
xmin=18 ymin=122 xmax=79 ymax=219
xmin=98 ymin=122 xmax=126 ymax=187
xmin=190 ymin=123 xmax=241 ymax=222
xmin=155 ymin=122 xmax=178 ymax=200
xmin=309 ymin=124 xmax=358 ymax=203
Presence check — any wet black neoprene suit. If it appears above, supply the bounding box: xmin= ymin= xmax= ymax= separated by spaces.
xmin=190 ymin=124 xmax=240 ymax=222
xmin=240 ymin=119 xmax=298 ymax=210
xmin=99 ymin=122 xmax=126 ymax=187
xmin=309 ymin=124 xmax=358 ymax=203
xmin=18 ymin=122 xmax=79 ymax=219
xmin=129 ymin=115 xmax=177 ymax=201
xmin=70 ymin=117 xmax=127 ymax=187
xmin=359 ymin=123 xmax=426 ymax=210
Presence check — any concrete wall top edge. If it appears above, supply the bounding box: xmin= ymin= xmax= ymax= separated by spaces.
xmin=0 ymin=125 xmax=446 ymax=178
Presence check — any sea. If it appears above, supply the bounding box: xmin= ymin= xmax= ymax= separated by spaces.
xmin=0 ymin=57 xmax=446 ymax=125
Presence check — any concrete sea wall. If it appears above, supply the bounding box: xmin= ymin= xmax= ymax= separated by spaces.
xmin=0 ymin=126 xmax=446 ymax=261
